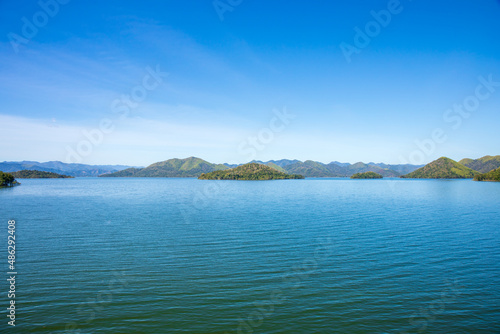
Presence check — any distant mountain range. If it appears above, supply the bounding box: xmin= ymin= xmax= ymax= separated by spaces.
xmin=2 ymin=155 xmax=498 ymax=179
xmin=100 ymin=157 xmax=423 ymax=178
xmin=0 ymin=161 xmax=134 ymax=177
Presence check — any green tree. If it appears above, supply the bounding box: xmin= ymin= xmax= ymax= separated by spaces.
xmin=0 ymin=171 xmax=19 ymax=187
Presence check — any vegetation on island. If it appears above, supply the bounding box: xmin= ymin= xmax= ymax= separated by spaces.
xmin=101 ymin=157 xmax=228 ymax=177
xmin=459 ymin=155 xmax=500 ymax=173
xmin=198 ymin=163 xmax=304 ymax=180
xmin=473 ymin=167 xmax=500 ymax=182
xmin=401 ymin=157 xmax=478 ymax=179
xmin=10 ymin=170 xmax=73 ymax=179
xmin=0 ymin=171 xmax=20 ymax=188
xmin=351 ymin=171 xmax=383 ymax=179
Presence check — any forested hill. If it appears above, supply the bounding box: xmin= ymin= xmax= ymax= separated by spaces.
xmin=401 ymin=157 xmax=478 ymax=179
xmin=100 ymin=157 xmax=228 ymax=177
xmin=459 ymin=155 xmax=500 ymax=173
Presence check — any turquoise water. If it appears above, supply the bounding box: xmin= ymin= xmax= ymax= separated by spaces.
xmin=1 ymin=177 xmax=500 ymax=333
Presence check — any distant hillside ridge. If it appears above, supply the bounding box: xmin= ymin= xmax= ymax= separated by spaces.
xmin=0 ymin=161 xmax=133 ymax=177
xmin=282 ymin=160 xmax=404 ymax=177
xmin=459 ymin=155 xmax=500 ymax=173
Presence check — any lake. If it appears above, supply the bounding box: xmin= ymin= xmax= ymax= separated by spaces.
xmin=1 ymin=177 xmax=499 ymax=333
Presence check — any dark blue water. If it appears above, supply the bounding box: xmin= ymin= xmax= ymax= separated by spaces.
xmin=1 ymin=178 xmax=500 ymax=333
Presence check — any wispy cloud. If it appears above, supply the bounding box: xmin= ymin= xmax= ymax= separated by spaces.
xmin=0 ymin=114 xmax=246 ymax=165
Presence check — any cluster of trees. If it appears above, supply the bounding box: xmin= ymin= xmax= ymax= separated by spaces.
xmin=0 ymin=171 xmax=19 ymax=187
xmin=199 ymin=163 xmax=304 ymax=180
xmin=473 ymin=167 xmax=500 ymax=182
xmin=351 ymin=172 xmax=383 ymax=179
xmin=10 ymin=170 xmax=73 ymax=179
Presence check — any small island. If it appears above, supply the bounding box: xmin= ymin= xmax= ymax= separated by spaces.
xmin=351 ymin=171 xmax=383 ymax=179
xmin=10 ymin=170 xmax=74 ymax=179
xmin=473 ymin=167 xmax=500 ymax=182
xmin=0 ymin=171 xmax=20 ymax=188
xmin=198 ymin=163 xmax=304 ymax=180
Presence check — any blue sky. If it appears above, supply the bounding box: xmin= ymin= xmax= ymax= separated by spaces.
xmin=1 ymin=0 xmax=499 ymax=166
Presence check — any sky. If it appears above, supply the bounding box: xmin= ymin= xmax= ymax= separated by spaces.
xmin=1 ymin=0 xmax=499 ymax=166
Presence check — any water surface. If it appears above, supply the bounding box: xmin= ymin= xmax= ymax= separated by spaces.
xmin=1 ymin=178 xmax=499 ymax=333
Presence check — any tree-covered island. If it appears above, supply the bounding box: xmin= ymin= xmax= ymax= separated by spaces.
xmin=10 ymin=170 xmax=74 ymax=179
xmin=0 ymin=171 xmax=20 ymax=188
xmin=198 ymin=163 xmax=304 ymax=180
xmin=351 ymin=171 xmax=383 ymax=179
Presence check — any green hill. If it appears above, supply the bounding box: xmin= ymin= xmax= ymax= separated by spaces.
xmin=473 ymin=167 xmax=500 ymax=182
xmin=459 ymin=155 xmax=500 ymax=173
xmin=0 ymin=171 xmax=20 ymax=187
xmin=199 ymin=163 xmax=304 ymax=180
xmin=351 ymin=171 xmax=383 ymax=179
xmin=401 ymin=157 xmax=478 ymax=179
xmin=101 ymin=157 xmax=228 ymax=177
xmin=10 ymin=170 xmax=73 ymax=179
